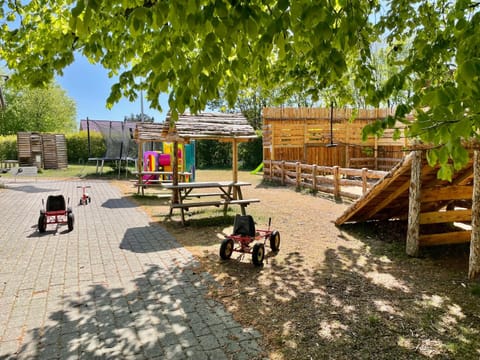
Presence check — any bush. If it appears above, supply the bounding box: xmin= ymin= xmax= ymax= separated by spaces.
xmin=195 ymin=134 xmax=263 ymax=170
xmin=239 ymin=134 xmax=263 ymax=170
xmin=66 ymin=131 xmax=106 ymax=164
xmin=0 ymin=135 xmax=17 ymax=160
xmin=196 ymin=140 xmax=232 ymax=169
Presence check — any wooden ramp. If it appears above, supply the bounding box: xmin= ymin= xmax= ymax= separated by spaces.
xmin=335 ymin=151 xmax=474 ymax=246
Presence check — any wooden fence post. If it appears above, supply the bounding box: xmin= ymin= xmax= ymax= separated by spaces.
xmin=281 ymin=160 xmax=285 ymax=185
xmin=406 ymin=150 xmax=422 ymax=257
xmin=333 ymin=165 xmax=340 ymax=197
xmin=296 ymin=161 xmax=301 ymax=187
xmin=362 ymin=168 xmax=368 ymax=194
xmin=469 ymin=150 xmax=480 ymax=279
xmin=269 ymin=159 xmax=273 ymax=181
xmin=312 ymin=164 xmax=317 ymax=191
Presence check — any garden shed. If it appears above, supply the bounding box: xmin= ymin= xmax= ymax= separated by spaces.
xmin=262 ymin=107 xmax=412 ymax=171
xmin=17 ymin=132 xmax=67 ymax=169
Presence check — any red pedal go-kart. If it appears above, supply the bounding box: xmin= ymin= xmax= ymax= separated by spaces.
xmin=38 ymin=195 xmax=74 ymax=233
xmin=219 ymin=215 xmax=280 ymax=266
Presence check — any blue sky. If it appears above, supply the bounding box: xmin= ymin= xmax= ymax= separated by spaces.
xmin=56 ymin=55 xmax=169 ymax=123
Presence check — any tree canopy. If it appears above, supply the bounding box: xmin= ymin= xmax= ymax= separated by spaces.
xmin=0 ymin=82 xmax=77 ymax=135
xmin=1 ymin=0 xmax=479 ymax=178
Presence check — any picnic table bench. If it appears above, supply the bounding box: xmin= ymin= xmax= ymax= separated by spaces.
xmin=162 ymin=181 xmax=260 ymax=224
xmin=132 ymin=171 xmax=191 ymax=195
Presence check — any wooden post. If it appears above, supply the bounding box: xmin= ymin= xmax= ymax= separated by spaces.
xmin=345 ymin=122 xmax=350 ymax=167
xmin=281 ymin=160 xmax=285 ymax=185
xmin=374 ymin=135 xmax=378 ymax=170
xmin=296 ymin=161 xmax=301 ymax=187
xmin=232 ymin=139 xmax=238 ymax=183
xmin=269 ymin=159 xmax=273 ymax=181
xmin=137 ymin=141 xmax=144 ymax=194
xmin=271 ymin=122 xmax=275 ymax=161
xmin=172 ymin=141 xmax=179 ymax=204
xmin=333 ymin=165 xmax=340 ymax=198
xmin=406 ymin=150 xmax=422 ymax=257
xmin=361 ymin=168 xmax=368 ymax=194
xmin=232 ymin=139 xmax=239 ymax=198
xmin=303 ymin=121 xmax=307 ymax=163
xmin=469 ymin=150 xmax=480 ymax=279
xmin=312 ymin=164 xmax=317 ymax=191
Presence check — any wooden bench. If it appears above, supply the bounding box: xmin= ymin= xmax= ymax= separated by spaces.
xmin=185 ymin=192 xmax=226 ymax=198
xmin=170 ymin=200 xmax=223 ymax=209
xmin=226 ymin=199 xmax=260 ymax=205
xmin=133 ymin=180 xmax=172 ymax=195
xmin=11 ymin=166 xmax=38 ymax=182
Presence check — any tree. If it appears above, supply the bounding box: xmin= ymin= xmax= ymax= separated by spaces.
xmin=0 ymin=0 xmax=479 ymax=179
xmin=0 ymin=82 xmax=77 ymax=135
xmin=124 ymin=113 xmax=155 ymax=122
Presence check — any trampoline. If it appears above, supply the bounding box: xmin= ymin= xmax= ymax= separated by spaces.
xmin=82 ymin=119 xmax=138 ymax=177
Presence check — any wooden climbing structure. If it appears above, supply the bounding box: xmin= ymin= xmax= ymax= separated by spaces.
xmin=335 ymin=148 xmax=480 ymax=278
xmin=262 ymin=107 xmax=412 ymax=170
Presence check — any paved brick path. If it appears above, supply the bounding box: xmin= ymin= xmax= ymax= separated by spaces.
xmin=0 ymin=180 xmax=262 ymax=359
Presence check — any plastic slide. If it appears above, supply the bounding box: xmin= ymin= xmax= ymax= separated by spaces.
xmin=250 ymin=163 xmax=264 ymax=174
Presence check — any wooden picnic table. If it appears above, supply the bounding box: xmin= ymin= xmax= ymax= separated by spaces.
xmin=162 ymin=181 xmax=260 ymax=224
xmin=132 ymin=171 xmax=191 ymax=195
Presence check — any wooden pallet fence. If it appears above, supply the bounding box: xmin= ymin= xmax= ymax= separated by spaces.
xmin=263 ymin=107 xmax=410 ymax=169
xmin=264 ymin=160 xmax=387 ymax=199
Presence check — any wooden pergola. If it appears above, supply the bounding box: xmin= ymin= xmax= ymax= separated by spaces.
xmin=133 ymin=112 xmax=257 ymax=188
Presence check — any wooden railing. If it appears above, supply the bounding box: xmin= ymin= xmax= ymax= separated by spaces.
xmin=349 ymin=157 xmax=402 ymax=171
xmin=263 ymin=160 xmax=388 ymax=199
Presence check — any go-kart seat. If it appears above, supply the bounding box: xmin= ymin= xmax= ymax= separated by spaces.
xmin=233 ymin=215 xmax=255 ymax=237
xmin=46 ymin=195 xmax=66 ymax=212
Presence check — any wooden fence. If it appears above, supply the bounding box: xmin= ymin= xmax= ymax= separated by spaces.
xmin=263 ymin=160 xmax=388 ymax=199
xmin=17 ymin=132 xmax=68 ymax=169
xmin=263 ymin=107 xmax=411 ymax=170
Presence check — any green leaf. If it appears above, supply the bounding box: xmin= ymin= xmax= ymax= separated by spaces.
xmin=437 ymin=164 xmax=453 ymax=182
xmin=71 ymin=0 xmax=85 ymax=17
xmin=452 ymin=144 xmax=469 ymax=170
xmin=426 ymin=149 xmax=438 ymax=166
xmin=423 ymin=89 xmax=450 ymax=107
xmin=437 ymin=146 xmax=449 ymax=165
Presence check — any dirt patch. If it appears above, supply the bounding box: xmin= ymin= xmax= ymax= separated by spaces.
xmin=114 ymin=170 xmax=480 ymax=359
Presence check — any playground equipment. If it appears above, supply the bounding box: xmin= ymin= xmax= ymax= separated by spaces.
xmin=219 ymin=215 xmax=280 ymax=266
xmin=250 ymin=163 xmax=264 ymax=175
xmin=38 ymin=195 xmax=74 ymax=233
xmin=77 ymin=185 xmax=91 ymax=205
xmin=142 ymin=142 xmax=195 ymax=182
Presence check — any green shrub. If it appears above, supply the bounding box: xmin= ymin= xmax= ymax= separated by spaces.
xmin=239 ymin=134 xmax=262 ymax=170
xmin=196 ymin=140 xmax=232 ymax=168
xmin=66 ymin=131 xmax=106 ymax=164
xmin=0 ymin=135 xmax=17 ymax=160
xmin=195 ymin=134 xmax=262 ymax=170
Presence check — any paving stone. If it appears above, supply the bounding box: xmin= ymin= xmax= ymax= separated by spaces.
xmin=197 ymin=334 xmax=220 ymax=351
xmin=0 ymin=181 xmax=262 ymax=360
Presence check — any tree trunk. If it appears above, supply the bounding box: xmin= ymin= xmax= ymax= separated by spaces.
xmin=406 ymin=150 xmax=422 ymax=256
xmin=172 ymin=141 xmax=179 ymax=204
xmin=469 ymin=150 xmax=480 ymax=279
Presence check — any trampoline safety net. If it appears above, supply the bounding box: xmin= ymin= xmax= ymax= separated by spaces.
xmin=90 ymin=120 xmax=137 ymax=160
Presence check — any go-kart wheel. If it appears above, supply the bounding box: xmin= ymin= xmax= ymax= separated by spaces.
xmin=220 ymin=238 xmax=234 ymax=260
xmin=252 ymin=243 xmax=265 ymax=266
xmin=79 ymin=199 xmax=84 ymax=205
xmin=67 ymin=213 xmax=74 ymax=232
xmin=269 ymin=230 xmax=281 ymax=252
xmin=38 ymin=214 xmax=47 ymax=233
xmin=88 ymin=196 xmax=91 ymax=203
